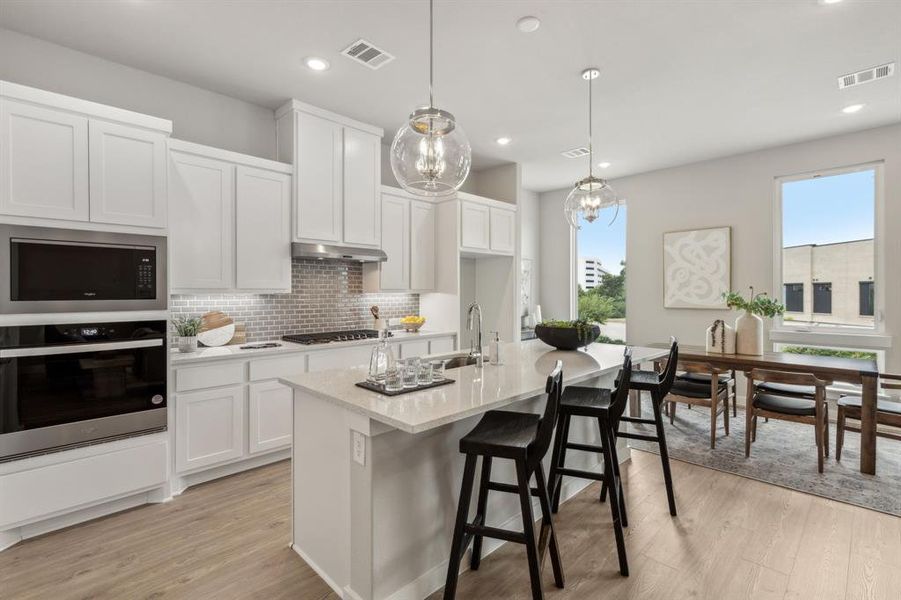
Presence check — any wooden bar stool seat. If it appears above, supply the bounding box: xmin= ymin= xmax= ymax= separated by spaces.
xmin=443 ymin=362 xmax=565 ymax=600
xmin=548 ymin=349 xmax=634 ymax=577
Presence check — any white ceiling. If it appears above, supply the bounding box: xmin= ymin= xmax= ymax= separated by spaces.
xmin=1 ymin=0 xmax=899 ymax=192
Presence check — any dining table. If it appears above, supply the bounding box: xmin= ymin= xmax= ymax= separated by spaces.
xmin=638 ymin=344 xmax=880 ymax=475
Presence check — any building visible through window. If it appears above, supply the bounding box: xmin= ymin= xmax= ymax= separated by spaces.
xmin=859 ymin=281 xmax=875 ymax=316
xmin=784 ymin=283 xmax=804 ymax=313
xmin=813 ymin=282 xmax=832 ymax=314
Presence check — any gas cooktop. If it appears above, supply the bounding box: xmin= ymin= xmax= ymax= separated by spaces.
xmin=281 ymin=329 xmax=390 ymax=345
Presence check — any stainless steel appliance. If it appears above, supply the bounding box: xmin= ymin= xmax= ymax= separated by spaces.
xmin=291 ymin=242 xmax=386 ymax=263
xmin=0 ymin=225 xmax=167 ymax=314
xmin=282 ymin=329 xmax=389 ymax=345
xmin=0 ymin=320 xmax=167 ymax=461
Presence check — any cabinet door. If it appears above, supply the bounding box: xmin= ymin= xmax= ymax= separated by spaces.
xmin=296 ymin=112 xmax=342 ymax=243
xmin=248 ymin=381 xmax=293 ymax=454
xmin=175 ymin=385 xmax=245 ymax=473
xmin=168 ymin=151 xmax=234 ymax=289
xmin=429 ymin=336 xmax=455 ymax=355
xmin=0 ymin=99 xmax=89 ymax=221
xmin=236 ymin=165 xmax=291 ymax=290
xmin=379 ymin=194 xmax=409 ymax=290
xmin=409 ymin=201 xmax=436 ymax=290
xmin=460 ymin=202 xmax=490 ymax=250
xmin=88 ymin=120 xmax=167 ymax=228
xmin=343 ymin=127 xmax=380 ymax=247
xmin=489 ymin=207 xmax=516 ymax=254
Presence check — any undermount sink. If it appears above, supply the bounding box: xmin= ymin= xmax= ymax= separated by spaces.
xmin=443 ymin=355 xmax=479 ymax=369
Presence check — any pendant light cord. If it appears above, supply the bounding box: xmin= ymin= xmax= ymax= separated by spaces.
xmin=429 ymin=0 xmax=434 ymax=108
xmin=588 ymin=73 xmax=593 ymax=179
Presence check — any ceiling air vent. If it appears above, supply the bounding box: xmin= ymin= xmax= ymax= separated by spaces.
xmin=561 ymin=146 xmax=590 ymax=159
xmin=838 ymin=62 xmax=895 ymax=89
xmin=341 ymin=39 xmax=395 ymax=70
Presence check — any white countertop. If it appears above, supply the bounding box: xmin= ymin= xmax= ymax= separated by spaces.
xmin=280 ymin=339 xmax=668 ymax=434
xmin=169 ymin=330 xmax=457 ymax=365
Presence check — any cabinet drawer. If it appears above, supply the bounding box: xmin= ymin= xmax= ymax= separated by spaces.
xmin=176 ymin=361 xmax=245 ymax=392
xmin=398 ymin=339 xmax=430 ymax=359
xmin=0 ymin=440 xmax=167 ymax=528
xmin=429 ymin=337 xmax=455 ymax=355
xmin=249 ymin=354 xmax=307 ymax=381
xmin=307 ymin=344 xmax=374 ymax=372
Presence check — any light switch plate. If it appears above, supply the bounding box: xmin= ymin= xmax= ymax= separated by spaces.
xmin=352 ymin=431 xmax=366 ymax=466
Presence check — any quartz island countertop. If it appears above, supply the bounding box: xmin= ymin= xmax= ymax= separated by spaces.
xmin=280 ymin=339 xmax=667 ymax=434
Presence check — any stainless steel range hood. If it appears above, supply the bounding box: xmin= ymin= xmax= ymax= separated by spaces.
xmin=291 ymin=242 xmax=387 ymax=262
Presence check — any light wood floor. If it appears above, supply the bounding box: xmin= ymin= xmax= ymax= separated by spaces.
xmin=2 ymin=451 xmax=899 ymax=600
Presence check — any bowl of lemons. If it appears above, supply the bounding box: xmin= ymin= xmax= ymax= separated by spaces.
xmin=400 ymin=315 xmax=426 ymax=333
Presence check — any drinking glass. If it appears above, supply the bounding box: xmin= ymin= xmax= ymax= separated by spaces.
xmin=403 ymin=358 xmax=420 ymax=388
xmin=431 ymin=360 xmax=446 ymax=381
xmin=385 ymin=367 xmax=403 ymax=392
xmin=417 ymin=360 xmax=433 ymax=385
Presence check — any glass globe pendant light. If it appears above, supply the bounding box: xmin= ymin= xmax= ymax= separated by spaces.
xmin=390 ymin=0 xmax=471 ymax=197
xmin=564 ymin=68 xmax=621 ymax=229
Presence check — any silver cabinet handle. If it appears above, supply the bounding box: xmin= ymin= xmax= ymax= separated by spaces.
xmin=0 ymin=338 xmax=163 ymax=358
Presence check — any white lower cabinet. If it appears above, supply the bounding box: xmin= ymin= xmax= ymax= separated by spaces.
xmin=176 ymin=385 xmax=245 ymax=473
xmin=398 ymin=340 xmax=430 ymax=359
xmin=248 ymin=381 xmax=293 ymax=454
xmin=429 ymin=336 xmax=456 ymax=355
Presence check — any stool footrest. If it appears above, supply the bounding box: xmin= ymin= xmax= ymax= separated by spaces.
xmin=565 ymin=442 xmax=606 ymax=453
xmin=618 ymin=432 xmax=660 ymax=443
xmin=620 ymin=416 xmax=656 ymax=425
xmin=464 ymin=523 xmax=527 ymax=545
xmin=555 ymin=467 xmax=605 ymax=481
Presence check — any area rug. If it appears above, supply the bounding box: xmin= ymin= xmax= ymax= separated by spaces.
xmin=626 ymin=403 xmax=901 ymax=516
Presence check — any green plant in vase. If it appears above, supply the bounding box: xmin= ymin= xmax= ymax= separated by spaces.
xmin=173 ymin=316 xmax=202 ymax=353
xmin=723 ymin=287 xmax=784 ymax=355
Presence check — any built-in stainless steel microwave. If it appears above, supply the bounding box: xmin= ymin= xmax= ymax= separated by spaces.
xmin=0 ymin=225 xmax=167 ymax=314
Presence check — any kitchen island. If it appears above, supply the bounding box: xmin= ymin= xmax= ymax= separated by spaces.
xmin=281 ymin=340 xmax=667 ymax=600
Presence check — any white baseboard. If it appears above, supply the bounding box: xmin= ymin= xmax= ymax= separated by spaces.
xmin=171 ymin=449 xmax=291 ymax=495
xmin=290 ymin=542 xmax=346 ymax=599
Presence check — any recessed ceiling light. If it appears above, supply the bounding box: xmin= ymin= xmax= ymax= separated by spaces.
xmin=818 ymin=0 xmax=843 ymax=5
xmin=304 ymin=57 xmax=330 ymax=71
xmin=842 ymin=103 xmax=865 ymax=114
xmin=496 ymin=137 xmax=512 ymax=146
xmin=598 ymin=162 xmax=611 ymax=169
xmin=516 ymin=16 xmax=541 ymax=33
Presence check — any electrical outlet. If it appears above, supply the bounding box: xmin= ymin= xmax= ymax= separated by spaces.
xmin=352 ymin=431 xmax=366 ymax=466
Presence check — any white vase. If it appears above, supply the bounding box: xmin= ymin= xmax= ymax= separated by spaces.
xmin=735 ymin=311 xmax=763 ymax=355
xmin=705 ymin=321 xmax=736 ymax=354
xmin=178 ymin=336 xmax=198 ymax=353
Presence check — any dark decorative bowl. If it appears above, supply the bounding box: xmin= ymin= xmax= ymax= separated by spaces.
xmin=534 ymin=324 xmax=601 ymax=350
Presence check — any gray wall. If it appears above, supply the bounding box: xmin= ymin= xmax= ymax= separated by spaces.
xmin=519 ymin=189 xmax=541 ymax=321
xmin=0 ymin=28 xmax=277 ymax=160
xmin=538 ymin=123 xmax=901 ymax=370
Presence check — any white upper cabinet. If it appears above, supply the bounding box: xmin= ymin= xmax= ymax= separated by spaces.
xmin=0 ymin=82 xmax=172 ymax=228
xmin=169 ymin=140 xmax=293 ymax=292
xmin=168 ymin=150 xmax=235 ymax=290
xmin=410 ymin=200 xmax=436 ymax=290
xmin=0 ymin=98 xmax=90 ymax=221
xmin=460 ymin=201 xmax=490 ymax=251
xmin=89 ymin=120 xmax=167 ymax=228
xmin=342 ymin=127 xmax=381 ymax=247
xmin=295 ymin=111 xmax=342 ymax=243
xmin=277 ymin=100 xmax=384 ymax=249
xmin=235 ymin=165 xmax=292 ymax=290
xmin=489 ymin=206 xmax=516 ymax=255
xmin=379 ymin=193 xmax=409 ymax=290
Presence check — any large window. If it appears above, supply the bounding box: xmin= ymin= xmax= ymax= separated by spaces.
xmin=784 ymin=283 xmax=804 ymax=312
xmin=576 ymin=206 xmax=626 ymax=344
xmin=777 ymin=166 xmax=877 ymax=330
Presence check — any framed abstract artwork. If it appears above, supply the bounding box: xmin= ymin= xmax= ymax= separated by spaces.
xmin=663 ymin=226 xmax=731 ymax=309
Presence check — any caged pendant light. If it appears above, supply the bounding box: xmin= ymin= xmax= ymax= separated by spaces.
xmin=390 ymin=0 xmax=471 ymax=197
xmin=564 ymin=68 xmax=621 ymax=229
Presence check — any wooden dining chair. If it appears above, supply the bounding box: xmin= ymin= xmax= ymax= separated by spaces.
xmin=836 ymin=373 xmax=901 ymax=462
xmin=674 ymin=368 xmax=738 ymax=417
xmin=745 ymin=369 xmax=831 ymax=473
xmin=665 ymin=361 xmax=730 ymax=449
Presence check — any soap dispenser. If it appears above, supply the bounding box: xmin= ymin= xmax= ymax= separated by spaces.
xmin=489 ymin=332 xmax=502 ymax=365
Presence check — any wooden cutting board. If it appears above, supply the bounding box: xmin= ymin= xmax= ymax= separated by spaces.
xmin=197 ymin=311 xmax=235 ymax=347
xmin=229 ymin=323 xmax=247 ymax=345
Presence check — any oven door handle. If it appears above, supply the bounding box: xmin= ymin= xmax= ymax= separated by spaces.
xmin=0 ymin=338 xmax=164 ymax=358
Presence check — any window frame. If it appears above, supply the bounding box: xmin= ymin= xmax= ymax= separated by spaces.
xmin=771 ymin=161 xmax=888 ymax=349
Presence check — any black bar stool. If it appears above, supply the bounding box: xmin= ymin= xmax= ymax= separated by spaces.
xmin=443 ymin=361 xmax=565 ymax=600
xmin=548 ymin=349 xmax=633 ymax=577
xmin=616 ymin=337 xmax=679 ymax=516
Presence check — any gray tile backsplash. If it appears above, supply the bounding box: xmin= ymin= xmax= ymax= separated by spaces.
xmin=170 ymin=259 xmax=419 ymax=342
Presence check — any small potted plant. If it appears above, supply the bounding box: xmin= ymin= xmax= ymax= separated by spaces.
xmin=534 ymin=319 xmax=601 ymax=351
xmin=723 ymin=287 xmax=784 ymax=355
xmin=173 ymin=316 xmax=202 ymax=353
